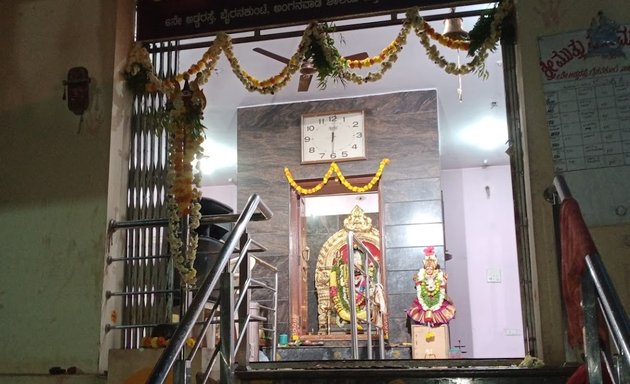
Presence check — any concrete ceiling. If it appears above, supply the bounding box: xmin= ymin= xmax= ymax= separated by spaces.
xmin=179 ymin=3 xmax=509 ymax=187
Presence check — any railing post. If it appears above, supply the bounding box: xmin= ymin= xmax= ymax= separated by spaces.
xmin=582 ymin=272 xmax=603 ymax=384
xmin=173 ymin=282 xmax=192 ymax=384
xmin=347 ymin=232 xmax=359 ymax=360
xmin=172 ymin=359 xmax=191 ymax=384
xmin=220 ymin=271 xmax=235 ymax=384
xmin=236 ymin=232 xmax=251 ymax=370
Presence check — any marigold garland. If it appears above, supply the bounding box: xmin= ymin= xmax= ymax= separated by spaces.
xmin=124 ymin=3 xmax=513 ymax=97
xmin=283 ymin=159 xmax=390 ymax=195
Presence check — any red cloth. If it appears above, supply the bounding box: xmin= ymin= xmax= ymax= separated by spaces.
xmin=559 ymin=197 xmax=597 ymax=349
xmin=566 ymin=363 xmax=612 ymax=384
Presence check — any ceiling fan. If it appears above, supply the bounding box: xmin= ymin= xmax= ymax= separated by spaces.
xmin=253 ymin=47 xmax=369 ymax=92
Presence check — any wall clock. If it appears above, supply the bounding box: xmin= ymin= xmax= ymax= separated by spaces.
xmin=301 ymin=110 xmax=366 ymax=164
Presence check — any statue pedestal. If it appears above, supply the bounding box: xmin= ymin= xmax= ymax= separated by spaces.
xmin=411 ymin=325 xmax=450 ymax=359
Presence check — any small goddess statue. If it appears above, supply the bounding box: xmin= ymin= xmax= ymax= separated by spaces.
xmin=407 ymin=246 xmax=456 ymax=326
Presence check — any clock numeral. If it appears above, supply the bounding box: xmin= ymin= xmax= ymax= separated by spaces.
xmin=352 ymin=121 xmax=359 ymax=127
xmin=319 ymin=153 xmax=326 ymax=159
xmin=354 ymin=132 xmax=363 ymax=138
xmin=304 ymin=136 xmax=311 ymax=142
xmin=306 ymin=125 xmax=315 ymax=131
xmin=329 ymin=115 xmax=337 ymax=122
xmin=309 ymin=147 xmax=315 ymax=153
xmin=341 ymin=151 xmax=348 ymax=157
xmin=318 ymin=118 xmax=325 ymax=125
xmin=352 ymin=144 xmax=358 ymax=149
xmin=330 ymin=152 xmax=337 ymax=159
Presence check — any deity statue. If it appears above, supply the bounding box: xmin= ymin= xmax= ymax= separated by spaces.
xmin=315 ymin=206 xmax=386 ymax=335
xmin=407 ymin=246 xmax=456 ymax=326
xmin=329 ymin=245 xmax=375 ymax=326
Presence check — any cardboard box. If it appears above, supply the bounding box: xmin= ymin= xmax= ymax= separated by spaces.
xmin=411 ymin=324 xmax=449 ymax=359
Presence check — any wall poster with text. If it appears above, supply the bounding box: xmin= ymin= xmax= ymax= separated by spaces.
xmin=538 ymin=12 xmax=630 ymax=225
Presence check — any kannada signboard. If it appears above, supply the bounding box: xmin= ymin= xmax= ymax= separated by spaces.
xmin=136 ymin=0 xmax=460 ymax=41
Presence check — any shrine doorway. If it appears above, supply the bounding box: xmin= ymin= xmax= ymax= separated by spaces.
xmin=288 ymin=175 xmax=383 ymax=340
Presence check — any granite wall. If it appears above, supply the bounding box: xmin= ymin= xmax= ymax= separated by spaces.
xmin=237 ymin=90 xmax=445 ymax=343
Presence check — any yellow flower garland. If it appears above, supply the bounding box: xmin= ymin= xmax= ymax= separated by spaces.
xmin=284 ymin=158 xmax=390 ymax=195
xmin=124 ymin=3 xmax=513 ymax=98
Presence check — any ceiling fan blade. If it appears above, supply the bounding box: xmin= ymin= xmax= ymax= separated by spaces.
xmin=298 ymin=74 xmax=313 ymax=92
xmin=253 ymin=47 xmax=290 ymax=64
xmin=343 ymin=52 xmax=369 ymax=61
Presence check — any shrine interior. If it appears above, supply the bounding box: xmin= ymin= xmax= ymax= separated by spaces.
xmin=177 ymin=2 xmax=525 ymax=361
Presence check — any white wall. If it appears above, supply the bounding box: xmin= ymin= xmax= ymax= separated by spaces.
xmin=201 ymin=184 xmax=238 ymax=212
xmin=442 ymin=165 xmax=524 ymax=358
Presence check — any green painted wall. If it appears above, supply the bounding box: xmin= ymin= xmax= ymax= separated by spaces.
xmin=0 ymin=0 xmax=132 ymax=378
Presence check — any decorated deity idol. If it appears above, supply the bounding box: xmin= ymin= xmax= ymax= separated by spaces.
xmin=329 ymin=245 xmax=374 ymax=324
xmin=407 ymin=246 xmax=456 ymax=326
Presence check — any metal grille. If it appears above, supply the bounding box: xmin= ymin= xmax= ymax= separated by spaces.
xmin=122 ymin=41 xmax=178 ymax=348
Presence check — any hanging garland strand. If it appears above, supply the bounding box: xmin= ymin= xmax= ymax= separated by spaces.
xmin=284 ymin=159 xmax=390 ymax=195
xmin=124 ymin=2 xmax=514 ymax=97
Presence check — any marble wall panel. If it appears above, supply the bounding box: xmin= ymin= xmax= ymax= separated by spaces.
xmin=380 ymin=158 xmax=441 ymax=180
xmin=384 ymin=223 xmax=444 ymax=248
xmin=275 ymin=299 xmax=289 ymax=334
xmin=386 ymin=270 xmax=416 ymax=295
xmin=387 ymin=292 xmax=417 ymax=319
xmin=251 ymin=254 xmax=288 ymax=279
xmin=386 ymin=246 xmax=445 ymax=271
xmin=386 ymin=313 xmax=413 ymax=343
xmin=250 ymin=232 xmax=290 ymax=257
xmin=384 ymin=200 xmax=442 ymax=225
xmin=381 ymin=178 xmax=441 ymax=203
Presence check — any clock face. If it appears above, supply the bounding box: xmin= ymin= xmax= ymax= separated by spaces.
xmin=301 ymin=110 xmax=366 ymax=164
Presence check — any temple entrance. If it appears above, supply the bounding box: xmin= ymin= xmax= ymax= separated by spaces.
xmin=176 ymin=1 xmax=531 ymax=360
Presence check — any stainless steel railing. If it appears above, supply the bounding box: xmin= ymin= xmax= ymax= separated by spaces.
xmin=552 ymin=175 xmax=630 ymax=383
xmin=146 ymin=193 xmax=274 ymax=384
xmin=105 ymin=201 xmax=273 ymax=345
xmin=346 ymin=231 xmax=386 ymax=360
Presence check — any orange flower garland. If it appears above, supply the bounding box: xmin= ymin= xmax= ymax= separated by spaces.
xmin=141 ymin=336 xmax=196 ymax=349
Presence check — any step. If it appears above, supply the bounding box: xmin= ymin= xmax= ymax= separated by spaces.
xmin=265 ymin=344 xmax=411 ymax=361
xmin=237 ymin=359 xmax=579 ymax=384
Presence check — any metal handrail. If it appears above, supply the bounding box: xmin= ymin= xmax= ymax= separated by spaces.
xmin=109 ymin=212 xmax=270 ymax=231
xmin=147 ymin=194 xmax=272 ymax=384
xmin=346 ymin=231 xmax=385 ymax=360
xmin=553 ymin=175 xmax=630 ymax=383
xmin=584 ymin=253 xmax=630 ymax=383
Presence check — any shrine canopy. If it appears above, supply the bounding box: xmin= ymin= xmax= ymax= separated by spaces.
xmin=137 ymin=0 xmax=481 ymax=41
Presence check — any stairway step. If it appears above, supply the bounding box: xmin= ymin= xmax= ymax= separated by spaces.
xmin=237 ymin=360 xmax=578 ymax=384
xmin=266 ymin=344 xmax=410 ymax=360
